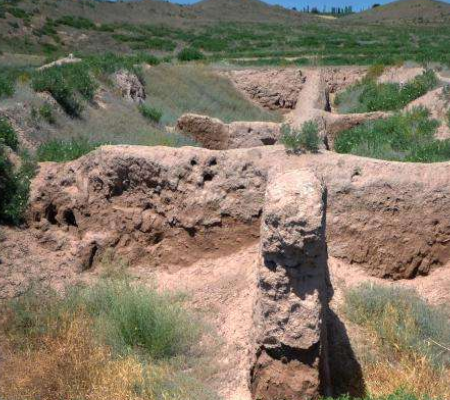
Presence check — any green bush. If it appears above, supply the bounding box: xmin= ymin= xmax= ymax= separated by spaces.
xmin=56 ymin=15 xmax=96 ymax=30
xmin=38 ymin=103 xmax=56 ymax=124
xmin=447 ymin=108 xmax=450 ymax=128
xmin=37 ymin=137 xmax=101 ymax=162
xmin=344 ymin=283 xmax=450 ymax=366
xmin=280 ymin=120 xmax=320 ymax=153
xmin=0 ymin=117 xmax=18 ymax=151
xmin=334 ymin=106 xmax=449 ymax=162
xmin=139 ymin=103 xmax=162 ymax=123
xmin=0 ymin=147 xmax=34 ymax=225
xmin=32 ymin=63 xmax=97 ymax=117
xmin=177 ymin=47 xmax=205 ymax=62
xmin=0 ymin=73 xmax=14 ymax=98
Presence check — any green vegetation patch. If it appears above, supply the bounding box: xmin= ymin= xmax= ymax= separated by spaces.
xmin=56 ymin=15 xmax=96 ymax=30
xmin=0 ymin=147 xmax=34 ymax=225
xmin=177 ymin=47 xmax=205 ymax=62
xmin=334 ymin=106 xmax=450 ymax=162
xmin=32 ymin=63 xmax=97 ymax=118
xmin=344 ymin=283 xmax=450 ymax=366
xmin=0 ymin=276 xmax=216 ymax=399
xmin=0 ymin=117 xmax=18 ymax=150
xmin=139 ymin=103 xmax=162 ymax=123
xmin=280 ymin=120 xmax=320 ymax=153
xmin=335 ymin=70 xmax=438 ymax=113
xmin=0 ymin=72 xmax=15 ymax=98
xmin=37 ymin=137 xmax=102 ymax=162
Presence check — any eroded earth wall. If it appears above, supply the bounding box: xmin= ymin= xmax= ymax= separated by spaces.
xmin=29 ymin=146 xmax=450 ymax=280
xmin=251 ymin=169 xmax=331 ymax=400
xmin=29 ymin=145 xmax=269 ymax=269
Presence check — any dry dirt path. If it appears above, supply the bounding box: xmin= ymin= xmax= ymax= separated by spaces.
xmin=287 ymin=68 xmax=322 ymax=128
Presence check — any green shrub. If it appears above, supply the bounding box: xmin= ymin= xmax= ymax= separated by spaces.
xmin=0 ymin=73 xmax=14 ymax=98
xmin=0 ymin=117 xmax=18 ymax=151
xmin=56 ymin=15 xmax=96 ymax=30
xmin=447 ymin=108 xmax=450 ymax=128
xmin=0 ymin=147 xmax=34 ymax=225
xmin=37 ymin=137 xmax=101 ymax=162
xmin=7 ymin=6 xmax=29 ymax=20
xmin=177 ymin=47 xmax=205 ymax=62
xmin=38 ymin=103 xmax=56 ymax=124
xmin=139 ymin=103 xmax=162 ymax=123
xmin=344 ymin=283 xmax=450 ymax=366
xmin=334 ymin=106 xmax=448 ymax=162
xmin=6 ymin=278 xmax=199 ymax=359
xmin=32 ymin=63 xmax=97 ymax=117
xmin=280 ymin=120 xmax=320 ymax=153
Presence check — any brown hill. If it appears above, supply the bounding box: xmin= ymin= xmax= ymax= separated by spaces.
xmin=342 ymin=0 xmax=450 ymax=24
xmin=12 ymin=0 xmax=316 ymax=26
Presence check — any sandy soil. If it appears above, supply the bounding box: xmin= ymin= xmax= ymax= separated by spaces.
xmin=133 ymin=243 xmax=260 ymax=400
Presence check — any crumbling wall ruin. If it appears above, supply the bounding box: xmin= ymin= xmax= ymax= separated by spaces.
xmin=251 ymin=169 xmax=331 ymax=399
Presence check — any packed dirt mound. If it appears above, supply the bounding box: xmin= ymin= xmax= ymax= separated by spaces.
xmin=406 ymin=86 xmax=450 ymax=139
xmin=320 ymin=155 xmax=450 ymax=279
xmin=378 ymin=66 xmax=425 ymax=84
xmin=322 ymin=66 xmax=367 ymax=94
xmin=177 ymin=113 xmax=281 ymax=149
xmin=225 ymin=68 xmax=305 ymax=111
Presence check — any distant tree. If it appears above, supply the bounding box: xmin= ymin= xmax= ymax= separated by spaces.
xmin=372 ymin=3 xmax=381 ymax=7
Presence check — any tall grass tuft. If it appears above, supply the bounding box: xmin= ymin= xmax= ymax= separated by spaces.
xmin=344 ymin=283 xmax=450 ymax=399
xmin=37 ymin=137 xmax=102 ymax=162
xmin=177 ymin=47 xmax=205 ymax=62
xmin=0 ymin=277 xmax=214 ymax=400
xmin=0 ymin=72 xmax=15 ymax=98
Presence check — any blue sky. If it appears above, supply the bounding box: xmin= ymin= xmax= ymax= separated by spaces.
xmin=173 ymin=0 xmax=450 ymax=11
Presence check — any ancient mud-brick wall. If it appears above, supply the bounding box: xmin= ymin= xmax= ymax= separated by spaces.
xmin=251 ymin=169 xmax=331 ymax=400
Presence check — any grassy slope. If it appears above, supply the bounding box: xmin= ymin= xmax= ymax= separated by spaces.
xmin=143 ymin=64 xmax=282 ymax=125
xmin=0 ymin=62 xmax=280 ymax=152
